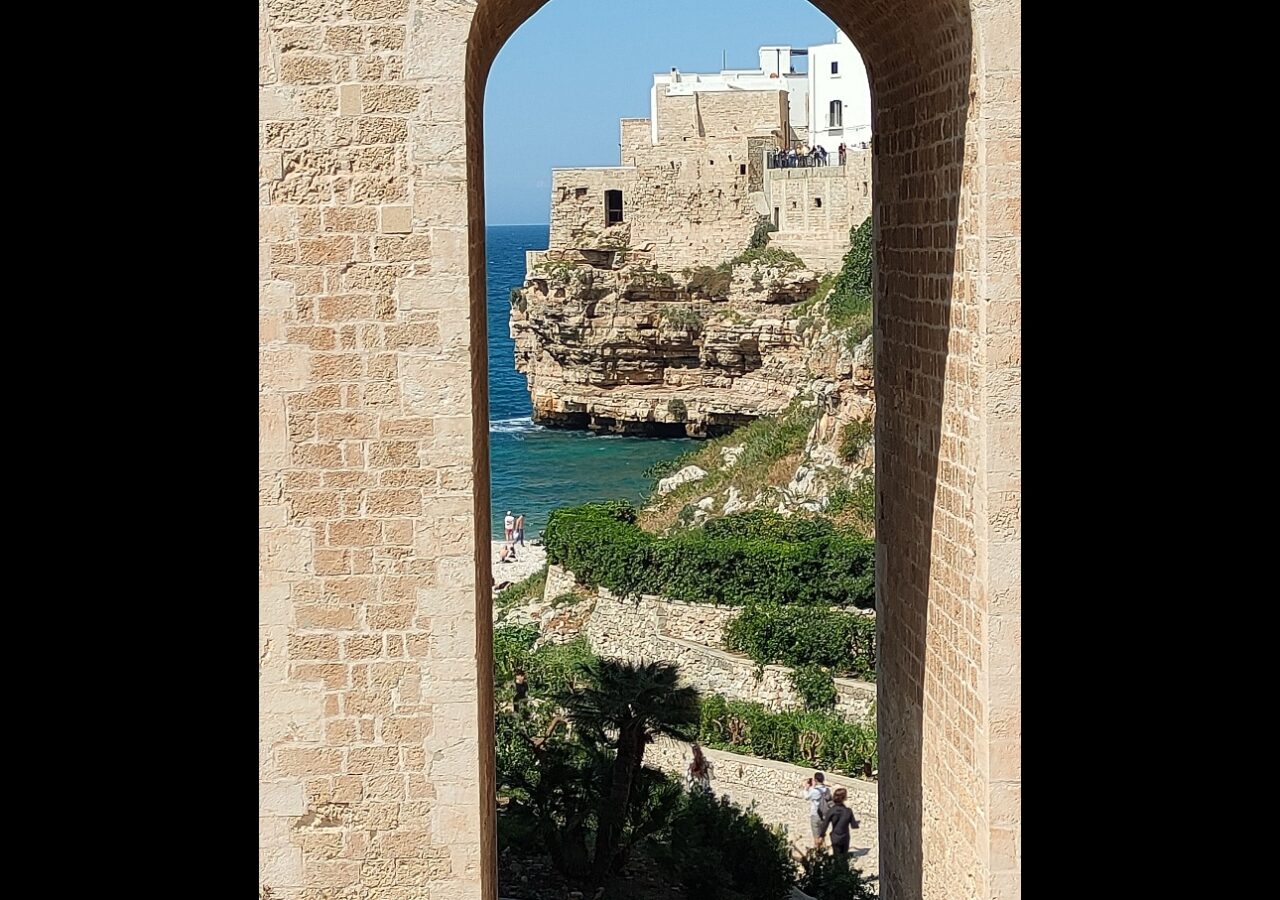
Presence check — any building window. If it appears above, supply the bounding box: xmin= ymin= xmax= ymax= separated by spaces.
xmin=739 ymin=164 xmax=747 ymax=175
xmin=831 ymin=61 xmax=839 ymax=75
xmin=605 ymin=189 xmax=624 ymax=225
xmin=574 ymin=187 xmax=587 ymax=198
xmin=814 ymin=197 xmax=822 ymax=208
xmin=829 ymin=100 xmax=843 ymax=128
xmin=773 ymin=207 xmax=780 ymax=229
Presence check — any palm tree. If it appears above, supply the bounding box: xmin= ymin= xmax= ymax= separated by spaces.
xmin=560 ymin=658 xmax=701 ymax=882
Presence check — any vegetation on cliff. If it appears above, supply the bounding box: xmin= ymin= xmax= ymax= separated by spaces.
xmin=543 ymin=502 xmax=874 ymax=609
xmin=640 ymin=401 xmax=819 ymax=532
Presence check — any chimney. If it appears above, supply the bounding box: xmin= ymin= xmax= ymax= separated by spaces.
xmin=671 ymin=67 xmax=681 ymax=84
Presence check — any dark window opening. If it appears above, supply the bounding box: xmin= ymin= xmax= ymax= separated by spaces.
xmin=773 ymin=207 xmax=780 ymax=228
xmin=605 ymin=189 xmax=624 ymax=225
xmin=709 ymin=159 xmax=714 ymax=165
xmin=790 ymin=200 xmax=797 ymax=209
xmin=814 ymin=197 xmax=822 ymax=208
xmin=829 ymin=100 xmax=843 ymax=128
xmin=739 ymin=164 xmax=747 ymax=175
xmin=831 ymin=61 xmax=839 ymax=75
xmin=574 ymin=187 xmax=587 ymax=198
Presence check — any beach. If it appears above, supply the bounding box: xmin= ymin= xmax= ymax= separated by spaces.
xmin=491 ymin=540 xmax=546 ymax=587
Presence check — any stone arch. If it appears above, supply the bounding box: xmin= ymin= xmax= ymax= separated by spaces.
xmin=258 ymin=1 xmax=1018 ymax=898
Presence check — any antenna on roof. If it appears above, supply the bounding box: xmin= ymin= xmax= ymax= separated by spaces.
xmin=722 ymin=49 xmax=726 ymax=70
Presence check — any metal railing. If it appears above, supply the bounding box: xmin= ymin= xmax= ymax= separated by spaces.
xmin=765 ymin=143 xmax=871 ymax=170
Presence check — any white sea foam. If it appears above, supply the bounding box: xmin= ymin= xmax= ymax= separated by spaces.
xmin=489 ymin=416 xmax=541 ymax=434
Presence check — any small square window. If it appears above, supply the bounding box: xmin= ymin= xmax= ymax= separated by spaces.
xmin=574 ymin=187 xmax=587 ymax=198
xmin=831 ymin=61 xmax=839 ymax=75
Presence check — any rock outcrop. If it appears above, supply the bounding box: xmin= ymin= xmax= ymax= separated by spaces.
xmin=511 ymin=234 xmax=821 ymax=437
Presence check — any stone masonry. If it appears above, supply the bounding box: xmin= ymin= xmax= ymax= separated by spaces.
xmin=578 ymin=581 xmax=878 ymax=721
xmin=260 ymin=1 xmax=1020 ymax=898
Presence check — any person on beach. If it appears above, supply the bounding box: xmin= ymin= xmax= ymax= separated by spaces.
xmin=803 ymin=771 xmax=833 ymax=849
xmin=683 ymin=743 xmax=715 ymax=795
xmin=499 ymin=542 xmax=517 ymax=563
xmin=504 ymin=510 xmax=514 ymax=542
xmin=514 ymin=513 xmax=525 ymax=547
xmin=820 ymin=787 xmax=859 ymax=856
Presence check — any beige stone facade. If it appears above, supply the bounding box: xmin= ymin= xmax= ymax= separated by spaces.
xmin=259 ymin=1 xmax=1020 ymax=898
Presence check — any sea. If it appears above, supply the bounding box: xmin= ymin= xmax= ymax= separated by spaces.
xmin=485 ymin=224 xmax=691 ymax=539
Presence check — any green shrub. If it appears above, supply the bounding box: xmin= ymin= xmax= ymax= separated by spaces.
xmin=732 ymin=245 xmax=805 ymax=270
xmin=686 ymin=263 xmax=733 ymax=298
xmin=494 ymin=623 xmax=539 ymax=684
xmin=493 ymin=626 xmax=596 ymax=699
xmin=797 ymin=849 xmax=879 ymax=899
xmin=658 ymin=305 xmax=704 ymax=329
xmin=747 ymin=215 xmax=778 ymax=251
xmin=791 ymin=664 xmax=837 ymax=711
xmin=544 ymin=503 xmax=875 ymax=608
xmin=828 ymin=217 xmax=873 ymax=342
xmin=838 ymin=420 xmax=873 ymax=463
xmin=698 ymin=695 xmax=878 ymax=777
xmin=725 ymin=603 xmax=876 ymax=679
xmin=654 ymin=791 xmax=794 ymax=900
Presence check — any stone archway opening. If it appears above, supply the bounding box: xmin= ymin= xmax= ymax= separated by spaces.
xmin=465 ymin=1 xmax=1008 ymax=898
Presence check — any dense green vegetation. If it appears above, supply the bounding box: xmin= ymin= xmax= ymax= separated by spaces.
xmin=543 ymin=503 xmax=874 ymax=608
xmin=698 ymin=694 xmax=878 ymax=778
xmin=826 ymin=217 xmax=873 ymax=342
xmin=789 ymin=664 xmax=838 ymax=711
xmin=725 ymin=602 xmax=877 ymax=680
xmin=496 ymin=650 xmax=802 ymax=899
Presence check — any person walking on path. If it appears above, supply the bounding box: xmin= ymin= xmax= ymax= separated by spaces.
xmin=820 ymin=787 xmax=859 ymax=856
xmin=802 ymin=772 xmax=833 ymax=850
xmin=504 ymin=510 xmax=514 ymax=542
xmin=683 ymin=743 xmax=715 ymax=795
xmin=514 ymin=513 xmax=525 ymax=547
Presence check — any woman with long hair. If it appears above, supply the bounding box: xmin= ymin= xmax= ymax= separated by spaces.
xmin=683 ymin=743 xmax=715 ymax=795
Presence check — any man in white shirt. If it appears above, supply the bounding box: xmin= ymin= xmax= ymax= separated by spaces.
xmin=504 ymin=511 xmax=514 ymax=542
xmin=802 ymin=771 xmax=832 ymax=849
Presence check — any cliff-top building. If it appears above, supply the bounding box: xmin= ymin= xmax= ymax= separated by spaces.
xmin=538 ymin=30 xmax=874 ymax=276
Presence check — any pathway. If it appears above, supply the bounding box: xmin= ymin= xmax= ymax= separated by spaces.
xmin=647 ymin=738 xmax=880 ymax=882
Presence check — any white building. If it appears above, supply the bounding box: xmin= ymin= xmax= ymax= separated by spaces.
xmin=650 ymin=44 xmax=809 ymax=144
xmin=648 ymin=30 xmax=870 ymax=153
xmin=807 ymin=29 xmax=872 ymax=153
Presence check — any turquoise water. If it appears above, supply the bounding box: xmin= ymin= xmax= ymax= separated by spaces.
xmin=486 ymin=224 xmax=692 ymax=539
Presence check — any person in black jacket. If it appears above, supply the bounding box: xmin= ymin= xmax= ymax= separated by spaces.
xmin=821 ymin=787 xmax=860 ymax=855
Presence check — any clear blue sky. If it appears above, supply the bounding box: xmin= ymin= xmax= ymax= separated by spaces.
xmin=483 ymin=0 xmax=839 ymax=225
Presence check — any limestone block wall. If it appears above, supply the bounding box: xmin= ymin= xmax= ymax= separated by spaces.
xmin=545 ymin=162 xmax=759 ymax=271
xmin=582 ymin=589 xmax=876 ymax=720
xmin=762 ymin=152 xmax=873 ymax=273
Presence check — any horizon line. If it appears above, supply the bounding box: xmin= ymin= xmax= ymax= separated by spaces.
xmin=487 ymin=221 xmax=550 ymax=227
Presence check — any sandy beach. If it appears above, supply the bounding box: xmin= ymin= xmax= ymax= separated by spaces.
xmin=491 ymin=540 xmax=546 ymax=588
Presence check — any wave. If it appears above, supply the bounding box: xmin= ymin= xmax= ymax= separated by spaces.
xmin=489 ymin=416 xmax=542 ymax=434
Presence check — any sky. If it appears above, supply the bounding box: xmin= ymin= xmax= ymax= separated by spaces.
xmin=483 ymin=0 xmax=840 ymax=225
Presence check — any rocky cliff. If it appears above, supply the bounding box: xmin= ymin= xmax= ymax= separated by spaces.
xmin=511 ymin=226 xmax=824 ymax=438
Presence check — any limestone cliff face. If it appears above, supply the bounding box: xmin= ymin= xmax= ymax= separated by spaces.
xmin=511 ymin=243 xmax=822 ymax=437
